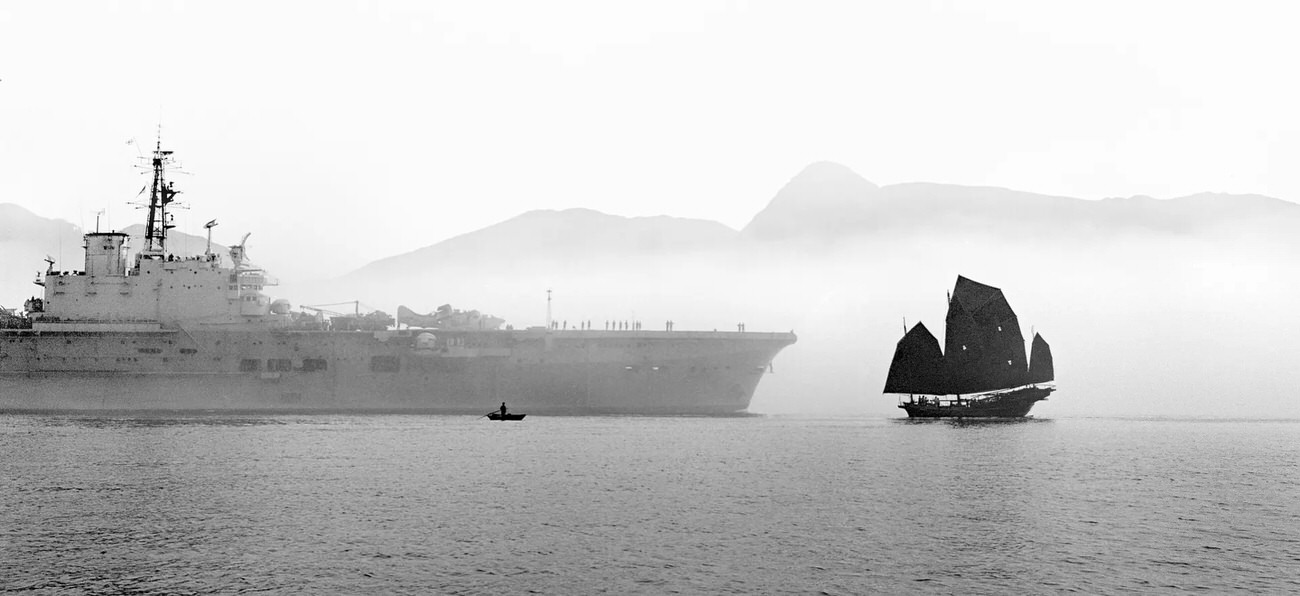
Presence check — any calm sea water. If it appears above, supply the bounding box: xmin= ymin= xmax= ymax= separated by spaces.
xmin=2 ymin=414 xmax=1297 ymax=595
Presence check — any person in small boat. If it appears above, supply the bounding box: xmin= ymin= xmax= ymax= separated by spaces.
xmin=499 ymin=402 xmax=508 ymax=417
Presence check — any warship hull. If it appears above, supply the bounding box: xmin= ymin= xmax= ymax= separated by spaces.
xmin=898 ymin=386 xmax=1052 ymax=419
xmin=0 ymin=328 xmax=795 ymax=414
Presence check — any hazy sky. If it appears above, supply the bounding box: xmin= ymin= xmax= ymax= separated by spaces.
xmin=3 ymin=1 xmax=1298 ymax=278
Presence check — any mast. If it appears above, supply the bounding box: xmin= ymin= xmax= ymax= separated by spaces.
xmin=142 ymin=137 xmax=179 ymax=257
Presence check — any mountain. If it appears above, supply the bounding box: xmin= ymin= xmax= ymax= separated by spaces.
xmin=0 ymin=204 xmax=84 ymax=247
xmin=345 ymin=208 xmax=737 ymax=281
xmin=0 ymin=204 xmax=84 ymax=308
xmin=0 ymin=205 xmax=229 ymax=307
xmin=297 ymin=162 xmax=1300 ymax=324
xmin=742 ymin=166 xmax=1300 ymax=241
xmin=280 ymin=208 xmax=742 ymax=331
xmin=741 ymin=161 xmax=880 ymax=240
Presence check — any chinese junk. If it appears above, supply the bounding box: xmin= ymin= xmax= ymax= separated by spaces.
xmin=0 ymin=141 xmax=796 ymax=414
xmin=885 ymin=276 xmax=1055 ymax=418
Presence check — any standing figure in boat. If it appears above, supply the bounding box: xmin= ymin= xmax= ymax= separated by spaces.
xmin=885 ymin=276 xmax=1055 ymax=418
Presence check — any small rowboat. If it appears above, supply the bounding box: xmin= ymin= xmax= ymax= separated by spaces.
xmin=487 ymin=413 xmax=526 ymax=421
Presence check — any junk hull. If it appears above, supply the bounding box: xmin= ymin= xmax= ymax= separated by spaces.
xmin=897 ymin=386 xmax=1053 ymax=418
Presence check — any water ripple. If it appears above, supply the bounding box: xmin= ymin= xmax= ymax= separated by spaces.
xmin=1 ymin=415 xmax=1297 ymax=594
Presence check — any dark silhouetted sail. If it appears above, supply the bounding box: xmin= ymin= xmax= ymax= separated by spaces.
xmin=942 ymin=276 xmax=1029 ymax=394
xmin=889 ymin=277 xmax=1056 ymax=417
xmin=883 ymin=322 xmax=946 ymax=394
xmin=885 ymin=276 xmax=1049 ymax=397
xmin=1027 ymin=333 xmax=1054 ymax=384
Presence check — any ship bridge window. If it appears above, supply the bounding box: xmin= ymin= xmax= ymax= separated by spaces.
xmin=302 ymin=358 xmax=327 ymax=372
xmin=370 ymin=355 xmax=400 ymax=373
xmin=268 ymin=358 xmax=293 ymax=372
xmin=239 ymin=359 xmax=261 ymax=372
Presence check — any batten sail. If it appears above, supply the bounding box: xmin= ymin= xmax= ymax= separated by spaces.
xmin=1027 ymin=333 xmax=1054 ymax=384
xmin=883 ymin=322 xmax=947 ymax=394
xmin=942 ymin=276 xmax=1029 ymax=394
xmin=886 ymin=276 xmax=1041 ymax=396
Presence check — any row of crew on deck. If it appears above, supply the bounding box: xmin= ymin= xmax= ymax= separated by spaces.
xmin=547 ymin=320 xmax=747 ymax=331
xmin=48 ymin=254 xmax=219 ymax=277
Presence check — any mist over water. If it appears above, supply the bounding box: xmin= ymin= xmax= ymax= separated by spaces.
xmin=5 ymin=6 xmax=1298 ymax=594
xmin=3 ymin=414 xmax=1297 ymax=594
xmin=7 ymin=159 xmax=1296 ymax=419
xmin=285 ymin=223 xmax=1300 ymax=419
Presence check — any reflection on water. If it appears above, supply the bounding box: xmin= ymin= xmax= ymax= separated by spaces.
xmin=45 ymin=415 xmax=291 ymax=429
xmin=1 ymin=415 xmax=1297 ymax=594
xmin=895 ymin=416 xmax=1047 ymax=427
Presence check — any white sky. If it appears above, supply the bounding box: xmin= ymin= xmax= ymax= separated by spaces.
xmin=2 ymin=1 xmax=1298 ymax=278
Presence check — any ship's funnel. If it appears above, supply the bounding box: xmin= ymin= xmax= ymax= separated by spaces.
xmin=84 ymin=232 xmax=129 ymax=277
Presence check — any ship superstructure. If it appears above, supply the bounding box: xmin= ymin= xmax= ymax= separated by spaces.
xmin=30 ymin=140 xmax=287 ymax=333
xmin=0 ymin=142 xmax=795 ymax=413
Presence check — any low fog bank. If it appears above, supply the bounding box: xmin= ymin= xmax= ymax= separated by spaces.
xmin=282 ymin=229 xmax=1300 ymax=419
xmin=744 ymin=233 xmax=1299 ymax=418
xmin=9 ymin=185 xmax=1295 ymax=419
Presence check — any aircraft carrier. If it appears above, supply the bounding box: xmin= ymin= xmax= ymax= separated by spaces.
xmin=0 ymin=142 xmax=795 ymax=413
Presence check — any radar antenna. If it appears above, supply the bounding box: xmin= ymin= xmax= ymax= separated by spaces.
xmin=229 ymin=233 xmax=252 ymax=268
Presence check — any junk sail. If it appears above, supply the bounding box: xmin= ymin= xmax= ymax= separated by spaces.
xmin=1026 ymin=332 xmax=1054 ymax=385
xmin=885 ymin=276 xmax=1053 ymax=396
xmin=882 ymin=322 xmax=946 ymax=394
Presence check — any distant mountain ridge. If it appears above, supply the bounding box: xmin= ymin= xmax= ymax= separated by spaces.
xmin=1 ymin=205 xmax=86 ymax=307
xmin=0 ymin=205 xmax=222 ymax=260
xmin=0 ymin=206 xmax=228 ymax=307
xmin=5 ymin=161 xmax=1298 ymax=289
xmin=347 ymin=208 xmax=737 ymax=281
xmin=339 ymin=162 xmax=1299 ymax=283
xmin=0 ymin=203 xmax=83 ymax=248
xmin=741 ymin=163 xmax=1300 ymax=240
